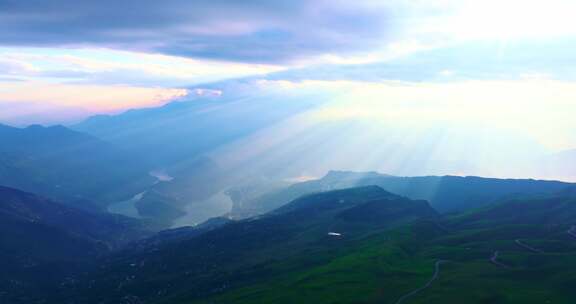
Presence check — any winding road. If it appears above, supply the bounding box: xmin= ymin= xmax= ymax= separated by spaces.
xmin=394 ymin=260 xmax=444 ymax=304
xmin=392 ymin=227 xmax=575 ymax=303
xmin=567 ymin=226 xmax=576 ymax=238
xmin=489 ymin=251 xmax=510 ymax=268
xmin=515 ymin=239 xmax=543 ymax=253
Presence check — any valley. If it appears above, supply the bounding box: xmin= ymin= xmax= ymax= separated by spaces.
xmin=2 ymin=182 xmax=574 ymax=303
xmin=2 ymin=119 xmax=576 ymax=304
xmin=3 ymin=1 xmax=576 ymax=303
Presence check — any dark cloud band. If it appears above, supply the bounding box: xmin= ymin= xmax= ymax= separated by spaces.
xmin=0 ymin=0 xmax=391 ymax=63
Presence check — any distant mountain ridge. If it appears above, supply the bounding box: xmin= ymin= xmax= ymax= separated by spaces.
xmin=73 ymin=93 xmax=319 ymax=167
xmin=230 ymin=171 xmax=576 ymax=217
xmin=0 ymin=123 xmax=155 ymax=210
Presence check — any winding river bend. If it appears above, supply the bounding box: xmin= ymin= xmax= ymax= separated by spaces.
xmin=107 ymin=170 xmax=173 ymax=218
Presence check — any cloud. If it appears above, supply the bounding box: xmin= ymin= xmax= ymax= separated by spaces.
xmin=264 ymin=39 xmax=576 ymax=83
xmin=0 ymin=47 xmax=283 ymax=86
xmin=0 ymin=57 xmax=38 ymax=76
xmin=0 ymin=81 xmax=188 ymax=124
xmin=0 ymin=0 xmax=393 ymax=64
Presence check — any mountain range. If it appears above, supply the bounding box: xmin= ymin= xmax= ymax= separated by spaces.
xmin=0 ymin=124 xmax=155 ymax=211
xmin=230 ymin=170 xmax=576 ymax=218
xmin=6 ymin=184 xmax=573 ymax=304
xmin=2 ymin=91 xmax=576 ymax=303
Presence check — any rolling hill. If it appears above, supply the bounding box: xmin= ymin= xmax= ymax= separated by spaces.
xmin=5 ymin=182 xmax=576 ymax=303
xmin=57 ymin=186 xmax=438 ymax=303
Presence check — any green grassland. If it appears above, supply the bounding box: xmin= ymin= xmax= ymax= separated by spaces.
xmin=191 ymin=229 xmax=436 ymax=304
xmin=62 ymin=190 xmax=576 ymax=304
xmin=190 ymin=217 xmax=576 ymax=303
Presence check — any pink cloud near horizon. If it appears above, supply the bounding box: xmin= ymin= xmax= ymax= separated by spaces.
xmin=0 ymin=81 xmax=188 ymax=125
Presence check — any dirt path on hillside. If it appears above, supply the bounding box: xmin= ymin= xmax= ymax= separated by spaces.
xmin=515 ymin=239 xmax=543 ymax=253
xmin=394 ymin=260 xmax=444 ymax=304
xmin=567 ymin=226 xmax=576 ymax=238
xmin=489 ymin=251 xmax=511 ymax=268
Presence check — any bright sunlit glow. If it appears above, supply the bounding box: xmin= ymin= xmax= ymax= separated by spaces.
xmin=250 ymin=79 xmax=576 ymax=151
xmin=436 ymin=0 xmax=576 ymax=42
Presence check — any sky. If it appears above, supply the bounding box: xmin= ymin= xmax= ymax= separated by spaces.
xmin=2 ymin=0 xmax=576 ymax=153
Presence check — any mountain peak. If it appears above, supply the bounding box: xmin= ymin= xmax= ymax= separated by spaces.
xmin=322 ymin=170 xmax=392 ymax=181
xmin=273 ymin=185 xmax=398 ymax=215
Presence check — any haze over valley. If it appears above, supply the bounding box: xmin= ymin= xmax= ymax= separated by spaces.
xmin=2 ymin=1 xmax=576 ymax=303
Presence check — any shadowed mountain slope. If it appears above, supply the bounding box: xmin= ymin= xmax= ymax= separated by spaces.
xmin=0 ymin=124 xmax=154 ymax=210
xmin=0 ymin=186 xmax=153 ymax=303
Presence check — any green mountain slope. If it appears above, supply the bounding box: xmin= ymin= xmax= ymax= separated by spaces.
xmin=208 ymin=194 xmax=576 ymax=304
xmin=61 ymin=186 xmax=438 ymax=303
xmin=34 ymin=186 xmax=576 ymax=304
